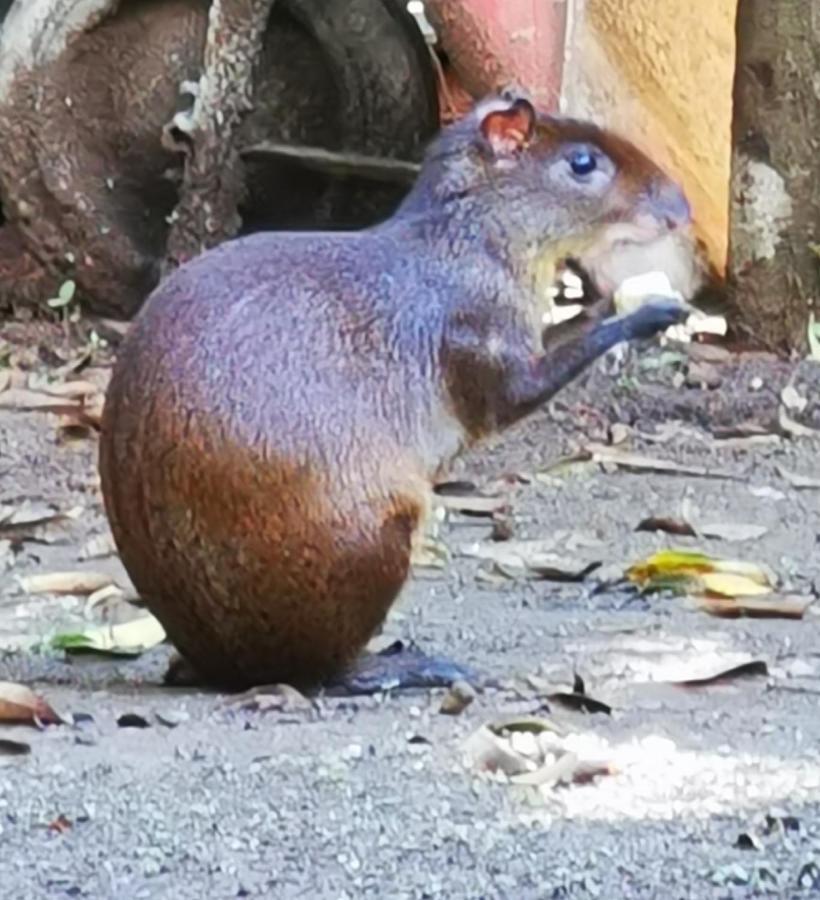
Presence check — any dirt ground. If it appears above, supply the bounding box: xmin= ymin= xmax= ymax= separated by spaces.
xmin=1 ymin=320 xmax=820 ymax=900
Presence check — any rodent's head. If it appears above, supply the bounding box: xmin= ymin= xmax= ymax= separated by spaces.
xmin=405 ymin=93 xmax=704 ymax=301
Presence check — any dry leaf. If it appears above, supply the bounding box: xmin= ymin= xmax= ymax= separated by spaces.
xmin=461 ymin=538 xmax=555 ymax=566
xmin=460 ymin=539 xmax=600 ymax=582
xmin=51 ymin=613 xmax=166 ymax=656
xmin=486 ymin=716 xmax=565 ymax=738
xmin=0 ymin=388 xmax=81 ymax=411
xmin=781 ymin=383 xmax=808 ymax=413
xmin=20 ymin=571 xmax=115 ymax=596
xmin=536 ymin=450 xmax=598 ymax=480
xmin=639 ymin=421 xmax=701 ymax=444
xmin=0 ymin=682 xmax=62 ymax=725
xmin=57 ymin=399 xmax=104 ymax=434
xmin=695 ymin=596 xmax=812 ymax=620
xmin=44 ymin=380 xmax=98 ymax=399
xmin=671 ymin=660 xmax=769 ymax=687
xmin=713 ymin=423 xmax=780 ymax=445
xmin=548 ymin=691 xmax=612 ymax=715
xmin=117 ymin=713 xmax=151 ymax=729
xmin=223 ymin=683 xmax=314 ymax=713
xmin=778 ymin=406 xmax=818 ymax=439
xmin=735 ymin=832 xmax=763 ymax=851
xmin=526 ymin=559 xmax=600 ymax=582
xmin=410 ymin=535 xmax=450 ymax=569
xmin=436 ymin=494 xmax=508 ymax=517
xmin=748 ymin=485 xmax=786 ymax=501
xmin=464 ymin=716 xmax=614 ymax=790
xmin=0 ymin=384 xmax=103 ymax=431
xmin=778 ymin=466 xmax=820 ymax=490
xmin=434 ymin=480 xmax=480 ymax=495
xmin=543 ymin=673 xmax=612 ymax=715
xmin=85 ymin=584 xmax=125 ymax=611
xmin=510 ymin=751 xmax=580 ymax=786
xmin=0 ymin=503 xmax=83 ymax=541
xmin=589 ymin=445 xmax=741 ymax=481
xmin=47 ymin=815 xmax=73 ymax=833
xmin=462 ymin=725 xmax=534 ymax=777
xmin=609 ymin=422 xmax=631 ymax=445
xmin=0 ymin=738 xmax=31 ymax=756
xmin=546 ymin=676 xmax=612 ymax=716
xmin=697 ymin=522 xmax=768 ymax=542
xmin=510 ymin=752 xmax=615 ymax=788
xmin=635 ymin=516 xmax=696 ymax=537
xmin=155 ymin=709 xmax=190 ymax=728
xmin=78 ymin=533 xmax=117 ymax=560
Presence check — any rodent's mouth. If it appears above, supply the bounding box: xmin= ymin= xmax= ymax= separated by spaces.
xmin=573 ymin=220 xmax=703 ymax=302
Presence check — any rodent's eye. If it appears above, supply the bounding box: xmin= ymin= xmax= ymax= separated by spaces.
xmin=567 ymin=148 xmax=597 ymax=178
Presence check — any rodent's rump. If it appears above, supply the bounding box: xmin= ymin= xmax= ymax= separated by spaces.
xmin=100 ymin=94 xmax=700 ymax=689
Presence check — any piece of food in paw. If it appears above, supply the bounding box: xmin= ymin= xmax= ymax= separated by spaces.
xmin=614 ymin=271 xmax=726 ymax=343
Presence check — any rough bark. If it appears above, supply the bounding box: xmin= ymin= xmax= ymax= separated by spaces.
xmin=727 ymin=0 xmax=820 ymax=354
xmin=162 ymin=0 xmax=275 ymax=271
xmin=0 ymin=0 xmax=118 ymax=94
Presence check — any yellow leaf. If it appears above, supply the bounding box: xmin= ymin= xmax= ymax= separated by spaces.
xmin=52 ymin=614 xmax=166 ymax=656
xmin=698 ymin=572 xmax=772 ymax=598
xmin=627 ymin=549 xmax=715 ymax=585
xmin=627 ymin=549 xmax=773 ymax=589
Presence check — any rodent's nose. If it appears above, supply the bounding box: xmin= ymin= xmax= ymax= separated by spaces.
xmin=649 ymin=180 xmax=691 ymax=230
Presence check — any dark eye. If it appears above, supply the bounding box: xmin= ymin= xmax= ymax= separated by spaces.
xmin=568 ymin=149 xmax=597 ymax=177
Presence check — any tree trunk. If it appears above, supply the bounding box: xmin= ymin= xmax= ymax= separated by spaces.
xmin=727 ymin=0 xmax=820 ymax=355
xmin=162 ymin=0 xmax=275 ymax=272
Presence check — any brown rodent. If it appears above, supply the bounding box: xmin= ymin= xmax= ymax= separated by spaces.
xmin=99 ymin=94 xmax=700 ymax=691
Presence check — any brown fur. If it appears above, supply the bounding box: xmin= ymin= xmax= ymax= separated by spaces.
xmin=100 ymin=97 xmax=700 ymax=688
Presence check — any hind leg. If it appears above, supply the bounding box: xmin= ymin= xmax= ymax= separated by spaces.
xmin=162 ymin=494 xmax=478 ymax=695
xmin=320 ymin=495 xmax=478 ymax=696
xmin=325 ymin=641 xmax=478 ymax=695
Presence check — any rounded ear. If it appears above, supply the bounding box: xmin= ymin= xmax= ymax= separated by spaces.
xmin=479 ymin=98 xmax=536 ymax=158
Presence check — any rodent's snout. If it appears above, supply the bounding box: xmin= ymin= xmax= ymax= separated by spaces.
xmin=648 ymin=180 xmax=691 ymax=231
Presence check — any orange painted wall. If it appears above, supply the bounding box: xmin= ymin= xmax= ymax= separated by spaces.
xmin=561 ymin=0 xmax=737 ymax=269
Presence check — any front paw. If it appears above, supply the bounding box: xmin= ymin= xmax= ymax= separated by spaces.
xmin=626 ymin=296 xmax=689 ymax=340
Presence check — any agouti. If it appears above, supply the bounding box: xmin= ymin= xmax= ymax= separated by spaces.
xmin=100 ymin=94 xmax=700 ymax=691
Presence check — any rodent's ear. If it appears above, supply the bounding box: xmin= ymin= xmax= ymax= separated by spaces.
xmin=480 ymin=99 xmax=536 ymax=158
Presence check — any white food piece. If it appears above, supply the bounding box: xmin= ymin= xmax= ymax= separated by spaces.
xmin=613 ymin=270 xmax=682 ymax=314
xmin=686 ymin=313 xmax=728 ymax=336
xmin=614 ymin=270 xmax=727 ymax=344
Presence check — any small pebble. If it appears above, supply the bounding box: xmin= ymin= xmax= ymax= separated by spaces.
xmin=439 ymin=680 xmax=476 ymax=716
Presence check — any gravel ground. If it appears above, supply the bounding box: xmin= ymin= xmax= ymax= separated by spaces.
xmin=1 ymin=322 xmax=820 ymax=899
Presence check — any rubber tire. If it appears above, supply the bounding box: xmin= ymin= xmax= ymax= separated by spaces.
xmin=241 ymin=0 xmax=439 ymax=233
